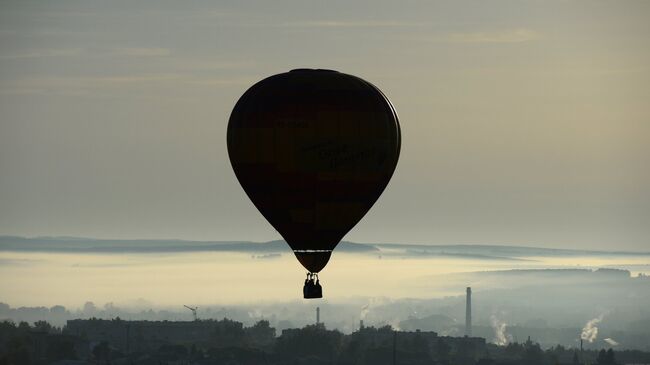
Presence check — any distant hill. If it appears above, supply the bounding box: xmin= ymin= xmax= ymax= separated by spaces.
xmin=372 ymin=242 xmax=650 ymax=258
xmin=0 ymin=236 xmax=378 ymax=253
xmin=0 ymin=236 xmax=648 ymax=258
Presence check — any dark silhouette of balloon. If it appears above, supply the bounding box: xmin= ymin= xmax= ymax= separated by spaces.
xmin=227 ymin=69 xmax=400 ymax=281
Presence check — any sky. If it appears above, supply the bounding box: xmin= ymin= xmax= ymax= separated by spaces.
xmin=0 ymin=0 xmax=649 ymax=251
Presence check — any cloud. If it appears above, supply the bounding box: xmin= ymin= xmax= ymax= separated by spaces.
xmin=0 ymin=47 xmax=172 ymax=60
xmin=0 ymin=74 xmax=181 ymax=96
xmin=389 ymin=28 xmax=541 ymax=45
xmin=0 ymin=73 xmax=252 ymax=96
xmin=22 ymin=74 xmax=182 ymax=86
xmin=185 ymin=77 xmax=256 ymax=86
xmin=447 ymin=28 xmax=540 ymax=43
xmin=0 ymin=258 xmax=41 ymax=266
xmin=110 ymin=47 xmax=171 ymax=57
xmin=0 ymin=48 xmax=83 ymax=60
xmin=70 ymin=262 xmax=139 ymax=268
xmin=280 ymin=20 xmax=425 ymax=28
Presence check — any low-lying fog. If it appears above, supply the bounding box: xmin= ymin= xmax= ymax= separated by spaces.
xmin=1 ymin=249 xmax=648 ymax=307
xmin=1 ymin=237 xmax=649 ymax=350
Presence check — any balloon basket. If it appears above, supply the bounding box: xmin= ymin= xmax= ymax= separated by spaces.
xmin=303 ymin=273 xmax=323 ymax=299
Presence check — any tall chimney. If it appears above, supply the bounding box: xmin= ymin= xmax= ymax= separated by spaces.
xmin=465 ymin=287 xmax=472 ymax=337
xmin=316 ymin=307 xmax=320 ymax=325
xmin=360 ymin=320 xmax=364 ymax=330
xmin=580 ymin=338 xmax=583 ymax=362
xmin=580 ymin=338 xmax=583 ymax=351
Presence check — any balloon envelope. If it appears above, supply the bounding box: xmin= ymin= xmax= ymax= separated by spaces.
xmin=227 ymin=69 xmax=400 ymax=272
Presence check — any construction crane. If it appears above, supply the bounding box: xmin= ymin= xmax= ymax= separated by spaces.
xmin=184 ymin=305 xmax=198 ymax=321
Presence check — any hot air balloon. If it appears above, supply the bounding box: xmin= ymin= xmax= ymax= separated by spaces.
xmin=227 ymin=69 xmax=400 ymax=298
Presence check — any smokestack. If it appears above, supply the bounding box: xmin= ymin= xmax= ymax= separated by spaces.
xmin=580 ymin=338 xmax=583 ymax=362
xmin=465 ymin=287 xmax=472 ymax=337
xmin=360 ymin=319 xmax=364 ymax=330
xmin=316 ymin=307 xmax=320 ymax=325
xmin=580 ymin=338 xmax=583 ymax=351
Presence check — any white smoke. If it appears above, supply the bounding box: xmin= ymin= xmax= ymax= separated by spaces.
xmin=360 ymin=304 xmax=370 ymax=320
xmin=247 ymin=308 xmax=263 ymax=319
xmin=490 ymin=314 xmax=512 ymax=346
xmin=440 ymin=326 xmax=460 ymax=337
xmin=604 ymin=338 xmax=619 ymax=347
xmin=389 ymin=318 xmax=402 ymax=331
xmin=581 ymin=314 xmax=604 ymax=343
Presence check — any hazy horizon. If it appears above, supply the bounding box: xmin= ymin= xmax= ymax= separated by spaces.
xmin=2 ymin=234 xmax=650 ymax=254
xmin=2 ymin=235 xmax=649 ymax=308
xmin=2 ymin=244 xmax=649 ymax=350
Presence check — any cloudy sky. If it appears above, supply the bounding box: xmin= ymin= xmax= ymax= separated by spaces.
xmin=1 ymin=0 xmax=648 ymax=250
